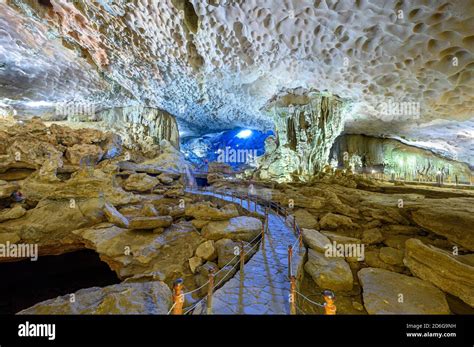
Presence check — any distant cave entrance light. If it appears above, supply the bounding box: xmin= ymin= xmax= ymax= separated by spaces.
xmin=236 ymin=129 xmax=252 ymax=139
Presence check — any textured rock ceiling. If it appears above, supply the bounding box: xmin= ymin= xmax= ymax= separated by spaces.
xmin=0 ymin=0 xmax=473 ymax=165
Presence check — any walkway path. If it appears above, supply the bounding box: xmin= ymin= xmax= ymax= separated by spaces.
xmin=189 ymin=189 xmax=304 ymax=315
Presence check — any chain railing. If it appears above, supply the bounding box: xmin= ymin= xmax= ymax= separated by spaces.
xmin=168 ymin=184 xmax=336 ymax=315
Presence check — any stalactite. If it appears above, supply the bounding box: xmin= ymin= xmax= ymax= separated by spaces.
xmin=255 ymin=89 xmax=349 ymax=182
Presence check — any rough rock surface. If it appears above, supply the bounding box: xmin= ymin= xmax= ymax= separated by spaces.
xmin=411 ymin=199 xmax=474 ymax=251
xmin=128 ymin=216 xmax=173 ymax=230
xmin=185 ymin=201 xmax=239 ymax=221
xmin=404 ymin=238 xmax=474 ymax=307
xmin=18 ymin=281 xmax=171 ymax=314
xmin=302 ymin=228 xmax=331 ymax=253
xmin=74 ymin=222 xmax=204 ymax=281
xmin=293 ymin=209 xmax=319 ymax=229
xmin=66 ymin=144 xmax=104 ymax=165
xmin=123 ymin=173 xmax=159 ymax=192
xmin=103 ymin=203 xmax=129 ymax=228
xmin=358 ymin=268 xmax=450 ymax=314
xmin=319 ymin=213 xmax=357 ymax=230
xmin=2 ymin=1 xmax=473 ymax=164
xmin=304 ymin=248 xmax=353 ymax=292
xmin=0 ymin=205 xmax=26 ymax=223
xmin=195 ymin=240 xmax=217 ymax=261
xmin=0 ymin=198 xmax=105 ymax=258
xmin=201 ymin=216 xmax=262 ymax=242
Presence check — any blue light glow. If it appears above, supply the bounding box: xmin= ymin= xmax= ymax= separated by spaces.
xmin=236 ymin=129 xmax=252 ymax=139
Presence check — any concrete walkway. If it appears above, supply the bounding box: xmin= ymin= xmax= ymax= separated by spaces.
xmin=190 ymin=189 xmax=303 ymax=315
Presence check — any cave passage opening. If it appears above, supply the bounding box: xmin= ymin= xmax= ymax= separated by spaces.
xmin=181 ymin=128 xmax=274 ymax=172
xmin=0 ymin=249 xmax=121 ymax=314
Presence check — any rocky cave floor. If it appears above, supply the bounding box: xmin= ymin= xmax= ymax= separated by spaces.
xmin=0 ymin=118 xmax=473 ymax=315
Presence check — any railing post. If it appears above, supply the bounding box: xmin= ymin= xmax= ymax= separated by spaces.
xmin=240 ymin=241 xmax=245 ymax=271
xmin=172 ymin=278 xmax=184 ymax=315
xmin=207 ymin=269 xmax=215 ymax=315
xmin=288 ymin=245 xmax=293 ymax=279
xmin=323 ymin=290 xmax=336 ymax=315
xmin=299 ymin=229 xmax=303 ymax=249
xmin=293 ymin=215 xmax=297 ymax=234
xmin=261 ymin=218 xmax=265 ymax=250
xmin=290 ymin=275 xmax=296 ymax=315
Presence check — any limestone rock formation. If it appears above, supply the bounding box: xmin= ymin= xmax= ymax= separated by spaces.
xmin=195 ymin=240 xmax=217 ymax=261
xmin=302 ymin=228 xmax=331 ymax=253
xmin=123 ymin=173 xmax=159 ymax=192
xmin=0 ymin=198 xmax=105 ymax=258
xmin=332 ymin=134 xmax=472 ymax=183
xmin=0 ymin=205 xmax=26 ymax=223
xmin=404 ymin=238 xmax=474 ymax=307
xmin=201 ymin=216 xmax=262 ymax=242
xmin=410 ymin=198 xmax=474 ymax=251
xmin=293 ymin=209 xmax=318 ymax=229
xmin=304 ymin=248 xmax=353 ymax=292
xmin=74 ymin=222 xmax=204 ymax=281
xmin=358 ymin=268 xmax=450 ymax=314
xmin=18 ymin=280 xmax=171 ymax=314
xmin=103 ymin=203 xmax=130 ymax=228
xmin=319 ymin=213 xmax=357 ymax=230
xmin=185 ymin=201 xmax=239 ymax=221
xmin=97 ymin=106 xmax=180 ymax=155
xmin=128 ymin=216 xmax=173 ymax=230
xmin=256 ymin=89 xmax=349 ymax=182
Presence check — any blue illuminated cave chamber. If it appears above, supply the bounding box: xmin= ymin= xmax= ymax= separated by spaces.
xmin=181 ymin=128 xmax=274 ymax=171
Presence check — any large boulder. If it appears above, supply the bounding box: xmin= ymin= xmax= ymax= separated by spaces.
xmin=319 ymin=213 xmax=357 ymax=230
xmin=0 ymin=182 xmax=18 ymax=199
xmin=123 ymin=173 xmax=159 ymax=192
xmin=293 ymin=209 xmax=319 ymax=229
xmin=20 ymin=168 xmax=138 ymax=206
xmin=411 ymin=198 xmax=474 ymax=251
xmin=74 ymin=222 xmax=204 ymax=281
xmin=201 ymin=216 xmax=262 ymax=242
xmin=185 ymin=201 xmax=239 ymax=221
xmin=0 ymin=205 xmax=26 ymax=223
xmin=358 ymin=267 xmax=450 ymax=314
xmin=0 ymin=198 xmax=105 ymax=258
xmin=17 ymin=280 xmax=171 ymax=314
xmin=302 ymin=228 xmax=331 ymax=252
xmin=128 ymin=216 xmax=173 ymax=230
xmin=103 ymin=203 xmax=129 ymax=228
xmin=379 ymin=247 xmax=404 ymax=266
xmin=304 ymin=248 xmax=353 ymax=292
xmin=362 ymin=228 xmax=384 ymax=245
xmin=66 ymin=144 xmax=104 ymax=165
xmin=404 ymin=238 xmax=474 ymax=307
xmin=195 ymin=240 xmax=217 ymax=261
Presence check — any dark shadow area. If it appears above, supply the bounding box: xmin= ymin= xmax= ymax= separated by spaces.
xmin=0 ymin=249 xmax=120 ymax=314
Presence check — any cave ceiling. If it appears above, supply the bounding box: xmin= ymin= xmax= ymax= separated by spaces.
xmin=0 ymin=0 xmax=473 ymax=165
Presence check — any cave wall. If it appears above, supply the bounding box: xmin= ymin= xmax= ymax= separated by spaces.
xmin=97 ymin=106 xmax=180 ymax=155
xmin=331 ymin=134 xmax=473 ymax=184
xmin=255 ymin=89 xmax=349 ymax=182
